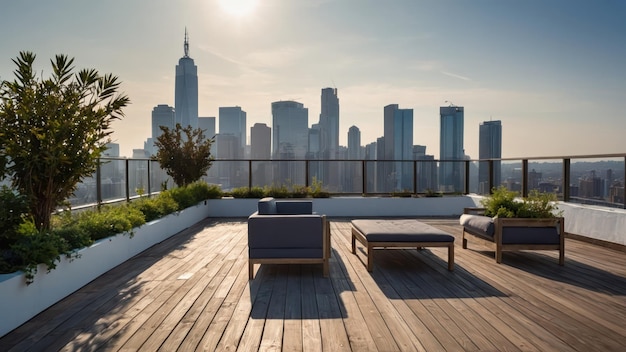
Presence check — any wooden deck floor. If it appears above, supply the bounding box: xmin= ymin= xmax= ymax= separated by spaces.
xmin=1 ymin=218 xmax=625 ymax=351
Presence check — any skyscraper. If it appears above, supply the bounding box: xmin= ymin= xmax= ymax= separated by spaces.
xmin=198 ymin=116 xmax=216 ymax=140
xmin=271 ymin=101 xmax=309 ymax=159
xmin=319 ymin=87 xmax=339 ymax=159
xmin=272 ymin=101 xmax=309 ymax=184
xmin=478 ymin=120 xmax=502 ymax=194
xmin=347 ymin=126 xmax=361 ymax=159
xmin=384 ymin=104 xmax=413 ymax=191
xmin=150 ymin=104 xmax=175 ymax=155
xmin=250 ymin=123 xmax=271 ymax=160
xmin=219 ymin=106 xmax=247 ymax=153
xmin=439 ymin=105 xmax=464 ymax=192
xmin=174 ymin=29 xmax=198 ymax=129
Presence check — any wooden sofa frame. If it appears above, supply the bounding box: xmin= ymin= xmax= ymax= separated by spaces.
xmin=462 ymin=208 xmax=565 ymax=265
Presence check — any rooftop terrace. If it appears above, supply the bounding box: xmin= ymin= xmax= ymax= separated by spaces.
xmin=1 ymin=218 xmax=624 ymax=351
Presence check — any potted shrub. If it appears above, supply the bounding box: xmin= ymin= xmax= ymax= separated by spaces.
xmin=461 ymin=186 xmax=565 ymax=265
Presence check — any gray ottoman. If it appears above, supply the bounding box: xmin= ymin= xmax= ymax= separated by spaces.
xmin=351 ymin=219 xmax=455 ymax=272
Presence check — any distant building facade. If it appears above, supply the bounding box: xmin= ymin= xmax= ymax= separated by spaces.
xmin=383 ymin=104 xmax=413 ymax=191
xmin=219 ymin=106 xmax=247 ymax=156
xmin=198 ymin=116 xmax=216 ymax=140
xmin=439 ymin=105 xmax=464 ymax=192
xmin=150 ymin=104 xmax=175 ymax=155
xmin=478 ymin=120 xmax=502 ymax=194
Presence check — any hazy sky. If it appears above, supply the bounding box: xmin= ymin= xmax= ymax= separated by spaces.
xmin=1 ymin=0 xmax=625 ymax=159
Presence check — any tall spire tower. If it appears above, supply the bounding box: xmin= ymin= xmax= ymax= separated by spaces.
xmin=175 ymin=28 xmax=199 ymax=129
xmin=184 ymin=27 xmax=189 ymax=58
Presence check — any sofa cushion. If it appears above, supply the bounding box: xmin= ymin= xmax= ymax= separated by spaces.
xmin=460 ymin=214 xmax=495 ymax=237
xmin=351 ymin=219 xmax=454 ymax=242
xmin=257 ymin=197 xmax=277 ymax=215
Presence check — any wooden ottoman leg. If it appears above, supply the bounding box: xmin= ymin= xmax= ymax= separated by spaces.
xmin=351 ymin=232 xmax=356 ymax=254
xmin=249 ymin=261 xmax=254 ymax=280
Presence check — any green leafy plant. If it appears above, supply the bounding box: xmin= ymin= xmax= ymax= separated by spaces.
xmin=0 ymin=51 xmax=130 ymax=231
xmin=482 ymin=186 xmax=560 ymax=218
xmin=264 ymin=184 xmax=291 ymax=198
xmin=230 ymin=186 xmax=264 ymax=198
xmin=153 ymin=123 xmax=214 ymax=187
xmin=310 ymin=177 xmax=330 ymax=198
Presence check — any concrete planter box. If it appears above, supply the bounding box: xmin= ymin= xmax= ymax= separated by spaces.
xmin=0 ymin=201 xmax=209 ymax=338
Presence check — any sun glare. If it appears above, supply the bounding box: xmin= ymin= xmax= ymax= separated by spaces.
xmin=218 ymin=0 xmax=259 ymax=17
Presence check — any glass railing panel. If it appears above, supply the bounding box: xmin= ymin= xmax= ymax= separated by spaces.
xmin=127 ymin=159 xmax=150 ymax=198
xmin=438 ymin=160 xmax=465 ymax=194
xmin=569 ymin=157 xmax=625 ymax=208
xmin=68 ymin=174 xmax=98 ymax=207
xmin=307 ymin=160 xmax=363 ymax=193
xmin=361 ymin=161 xmax=415 ymax=194
xmin=415 ymin=160 xmax=438 ymax=194
xmin=100 ymin=158 xmax=126 ymax=202
xmin=528 ymin=159 xmax=563 ymax=199
xmin=149 ymin=160 xmax=169 ymax=193
xmin=494 ymin=160 xmax=524 ymax=195
xmin=205 ymin=160 xmax=250 ymax=191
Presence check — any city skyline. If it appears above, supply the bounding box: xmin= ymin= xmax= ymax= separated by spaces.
xmin=1 ymin=1 xmax=625 ymax=159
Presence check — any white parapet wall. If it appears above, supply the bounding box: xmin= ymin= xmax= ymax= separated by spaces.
xmin=207 ymin=196 xmax=482 ymax=218
xmin=558 ymin=202 xmax=626 ymax=246
xmin=0 ymin=201 xmax=210 ymax=338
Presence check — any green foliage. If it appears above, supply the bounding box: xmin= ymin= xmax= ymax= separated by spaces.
xmin=0 ymin=182 xmax=217 ymax=279
xmin=205 ymin=184 xmax=223 ymax=199
xmin=309 ymin=177 xmax=330 ymax=198
xmin=482 ymin=186 xmax=560 ymax=218
xmin=264 ymin=184 xmax=291 ymax=198
xmin=71 ymin=205 xmax=145 ymax=241
xmin=290 ymin=184 xmax=310 ymax=198
xmin=153 ymin=123 xmax=214 ymax=187
xmin=391 ymin=189 xmax=413 ymax=198
xmin=0 ymin=186 xmax=29 ymax=248
xmin=231 ymin=186 xmax=264 ymax=198
xmin=9 ymin=221 xmax=70 ymax=284
xmin=132 ymin=192 xmax=179 ymax=222
xmin=0 ymin=51 xmax=130 ymax=231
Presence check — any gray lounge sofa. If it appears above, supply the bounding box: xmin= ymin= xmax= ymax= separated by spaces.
xmin=247 ymin=197 xmax=330 ymax=279
xmin=460 ymin=208 xmax=564 ymax=265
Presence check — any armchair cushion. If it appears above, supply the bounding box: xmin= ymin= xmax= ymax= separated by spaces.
xmin=459 ymin=214 xmax=495 ymax=237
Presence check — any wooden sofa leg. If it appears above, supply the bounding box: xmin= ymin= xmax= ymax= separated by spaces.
xmin=249 ymin=261 xmax=254 ymax=280
xmin=448 ymin=243 xmax=454 ymax=271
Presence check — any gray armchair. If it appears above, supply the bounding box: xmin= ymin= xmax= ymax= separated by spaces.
xmin=247 ymin=197 xmax=330 ymax=279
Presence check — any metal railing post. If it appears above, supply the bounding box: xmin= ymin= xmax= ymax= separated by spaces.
xmin=464 ymin=160 xmax=470 ymax=194
xmin=96 ymin=159 xmax=102 ymax=208
xmin=362 ymin=160 xmax=367 ymax=195
xmin=521 ymin=159 xmax=528 ymax=197
xmin=125 ymin=159 xmax=130 ymax=202
xmin=488 ymin=159 xmax=494 ymax=193
xmin=147 ymin=159 xmax=151 ymax=197
xmin=249 ymin=160 xmax=253 ymax=189
xmin=413 ymin=160 xmax=417 ymax=194
xmin=562 ymin=158 xmax=570 ymax=202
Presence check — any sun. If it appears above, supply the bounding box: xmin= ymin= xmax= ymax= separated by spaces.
xmin=218 ymin=0 xmax=259 ymax=17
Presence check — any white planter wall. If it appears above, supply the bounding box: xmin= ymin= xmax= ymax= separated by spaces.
xmin=0 ymin=201 xmax=209 ymax=338
xmin=207 ymin=196 xmax=482 ymax=218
